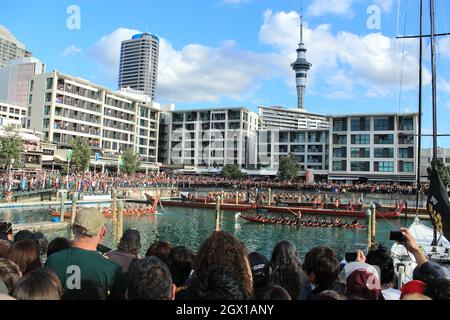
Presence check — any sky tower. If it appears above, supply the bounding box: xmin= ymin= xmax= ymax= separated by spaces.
xmin=291 ymin=1 xmax=312 ymax=109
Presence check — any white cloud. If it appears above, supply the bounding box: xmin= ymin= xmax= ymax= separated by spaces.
xmin=307 ymin=0 xmax=359 ymax=17
xmin=88 ymin=28 xmax=284 ymax=103
xmin=61 ymin=45 xmax=83 ymax=58
xmin=259 ymin=9 xmax=431 ymax=98
xmin=439 ymin=37 xmax=450 ymax=59
xmin=89 ymin=28 xmax=140 ymax=79
xmin=307 ymin=0 xmax=393 ymax=17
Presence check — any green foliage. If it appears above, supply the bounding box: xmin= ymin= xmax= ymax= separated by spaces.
xmin=120 ymin=148 xmax=141 ymax=174
xmin=70 ymin=137 xmax=92 ymax=173
xmin=221 ymin=164 xmax=244 ymax=179
xmin=427 ymin=158 xmax=450 ymax=187
xmin=0 ymin=126 xmax=24 ymax=169
xmin=278 ymin=153 xmax=301 ymax=180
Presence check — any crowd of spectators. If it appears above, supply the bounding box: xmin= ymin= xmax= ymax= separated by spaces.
xmin=0 ymin=208 xmax=449 ymax=301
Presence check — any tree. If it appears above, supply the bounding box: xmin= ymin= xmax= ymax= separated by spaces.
xmin=0 ymin=126 xmax=24 ymax=190
xmin=278 ymin=153 xmax=300 ymax=181
xmin=120 ymin=148 xmax=141 ymax=174
xmin=427 ymin=158 xmax=450 ymax=187
xmin=221 ymin=164 xmax=244 ymax=179
xmin=70 ymin=137 xmax=91 ymax=173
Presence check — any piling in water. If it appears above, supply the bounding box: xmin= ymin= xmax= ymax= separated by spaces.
xmin=60 ymin=190 xmax=65 ymax=221
xmin=215 ymin=196 xmax=221 ymax=231
xmin=117 ymin=200 xmax=124 ymax=243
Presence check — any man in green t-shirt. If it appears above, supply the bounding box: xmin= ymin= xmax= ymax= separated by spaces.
xmin=45 ymin=208 xmax=125 ymax=299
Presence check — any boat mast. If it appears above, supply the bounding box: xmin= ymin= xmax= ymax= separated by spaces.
xmin=415 ymin=0 xmax=424 ymax=217
xmin=430 ymin=0 xmax=438 ymax=245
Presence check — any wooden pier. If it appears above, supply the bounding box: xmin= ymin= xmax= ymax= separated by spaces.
xmin=13 ymin=221 xmax=69 ymax=233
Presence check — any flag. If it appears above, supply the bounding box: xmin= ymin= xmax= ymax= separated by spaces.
xmin=427 ymin=168 xmax=450 ymax=242
xmin=68 ymin=149 xmax=73 ymax=162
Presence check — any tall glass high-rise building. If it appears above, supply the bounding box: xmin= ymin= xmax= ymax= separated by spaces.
xmin=118 ymin=33 xmax=159 ymax=100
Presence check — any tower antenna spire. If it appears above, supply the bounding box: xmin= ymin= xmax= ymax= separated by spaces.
xmin=300 ymin=0 xmax=304 ymax=44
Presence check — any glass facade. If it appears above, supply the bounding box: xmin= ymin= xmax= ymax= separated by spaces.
xmin=351 ymin=134 xmax=370 ymax=144
xmin=374 ymin=161 xmax=394 ymax=172
xmin=351 ymin=161 xmax=370 ymax=172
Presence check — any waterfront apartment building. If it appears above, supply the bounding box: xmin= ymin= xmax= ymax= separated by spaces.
xmin=118 ymin=33 xmax=159 ymax=101
xmin=0 ymin=26 xmax=32 ymax=68
xmin=0 ymin=101 xmax=27 ymax=127
xmin=328 ymin=113 xmax=418 ymax=183
xmin=168 ymin=108 xmax=259 ymax=172
xmin=28 ymin=71 xmax=166 ymax=171
xmin=259 ymin=106 xmax=330 ymax=130
xmin=420 ymin=148 xmax=450 ymax=181
xmin=0 ymin=57 xmax=45 ymax=108
xmin=258 ymin=129 xmax=329 ymax=176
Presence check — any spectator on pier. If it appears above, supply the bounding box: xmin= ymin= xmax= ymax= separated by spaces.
xmin=145 ymin=240 xmax=172 ymax=266
xmin=62 ymin=280 xmax=106 ymax=300
xmin=0 ymin=222 xmax=13 ymax=242
xmin=303 ymin=246 xmax=340 ymax=299
xmin=0 ymin=258 xmax=22 ymax=295
xmin=126 ymin=256 xmax=174 ymax=300
xmin=12 ymin=268 xmax=62 ymax=300
xmin=191 ymin=231 xmax=253 ymax=300
xmin=106 ymin=229 xmax=141 ymax=274
xmin=45 ymin=208 xmax=125 ymax=300
xmin=269 ymin=240 xmax=307 ymax=300
xmin=248 ymin=252 xmax=271 ymax=299
xmin=309 ymin=290 xmax=344 ymax=301
xmin=5 ymin=240 xmax=41 ymax=275
xmin=340 ymin=262 xmax=381 ymax=300
xmin=365 ymin=245 xmax=401 ymax=300
xmin=423 ymin=278 xmax=450 ymax=300
xmin=46 ymin=237 xmax=71 ymax=258
xmin=397 ymin=228 xmax=446 ymax=281
xmin=167 ymin=246 xmax=195 ymax=296
xmin=13 ymin=230 xmax=48 ymax=258
xmin=260 ymin=285 xmax=291 ymax=300
xmin=400 ymin=280 xmax=426 ymax=299
xmin=179 ymin=265 xmax=245 ymax=300
xmin=0 ymin=240 xmax=11 ymax=258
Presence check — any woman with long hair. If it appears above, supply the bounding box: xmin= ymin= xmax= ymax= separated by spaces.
xmin=190 ymin=231 xmax=253 ymax=300
xmin=269 ymin=240 xmax=307 ymax=300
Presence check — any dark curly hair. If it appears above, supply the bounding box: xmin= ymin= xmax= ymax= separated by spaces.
xmin=145 ymin=240 xmax=172 ymax=265
xmin=195 ymin=231 xmax=253 ymax=299
xmin=118 ymin=229 xmax=141 ymax=255
xmin=269 ymin=240 xmax=307 ymax=300
xmin=127 ymin=256 xmax=173 ymax=300
xmin=365 ymin=245 xmax=394 ymax=286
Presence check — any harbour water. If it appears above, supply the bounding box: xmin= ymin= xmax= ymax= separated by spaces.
xmin=0 ymin=205 xmax=431 ymax=260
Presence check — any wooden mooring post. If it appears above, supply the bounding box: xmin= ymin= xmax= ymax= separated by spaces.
xmin=59 ymin=190 xmax=66 ymax=222
xmin=215 ymin=196 xmax=221 ymax=231
xmin=117 ymin=200 xmax=124 ymax=243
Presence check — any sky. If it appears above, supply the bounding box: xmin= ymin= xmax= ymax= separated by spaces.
xmin=1 ymin=0 xmax=450 ymax=147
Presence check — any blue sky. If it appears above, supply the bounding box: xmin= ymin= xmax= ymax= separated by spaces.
xmin=2 ymin=0 xmax=450 ymax=147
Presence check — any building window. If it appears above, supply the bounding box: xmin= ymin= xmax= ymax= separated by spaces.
xmin=351 ymin=148 xmax=370 ymax=158
xmin=46 ymin=78 xmax=53 ymax=90
xmin=399 ymin=147 xmax=414 ymax=159
xmin=29 ymin=80 xmax=34 ymax=92
xmin=399 ymin=161 xmax=414 ymax=173
xmin=290 ymin=132 xmax=305 ymax=143
xmin=374 ymin=161 xmax=394 ymax=172
xmin=43 ymin=119 xmax=50 ymax=129
xmin=333 ymin=134 xmax=347 ymax=145
xmin=374 ymin=148 xmax=394 ymax=158
xmin=351 ymin=134 xmax=370 ymax=145
xmin=399 ymin=117 xmax=414 ymax=131
xmin=28 ymin=94 xmax=33 ymax=104
xmin=280 ymin=132 xmax=289 ymax=143
xmin=374 ymin=134 xmax=394 ymax=144
xmin=333 ymin=160 xmax=346 ymax=171
xmin=45 ymin=93 xmax=52 ymax=103
xmin=399 ymin=134 xmax=414 ymax=145
xmin=351 ymin=161 xmax=370 ymax=172
xmin=333 ymin=147 xmax=347 ymax=158
xmin=351 ymin=118 xmax=370 ymax=131
xmin=333 ymin=119 xmax=347 ymax=132
xmin=374 ymin=117 xmax=394 ymax=131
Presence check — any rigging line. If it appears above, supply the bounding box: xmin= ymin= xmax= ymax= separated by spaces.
xmin=397 ymin=0 xmax=410 ymax=114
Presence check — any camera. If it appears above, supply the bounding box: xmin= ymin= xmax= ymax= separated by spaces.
xmin=345 ymin=252 xmax=357 ymax=262
xmin=389 ymin=230 xmax=405 ymax=242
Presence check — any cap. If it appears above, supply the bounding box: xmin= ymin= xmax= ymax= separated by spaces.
xmin=400 ymin=280 xmax=426 ymax=299
xmin=248 ymin=252 xmax=269 ymax=278
xmin=73 ymin=208 xmax=106 ymax=236
xmin=340 ymin=262 xmax=381 ymax=300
